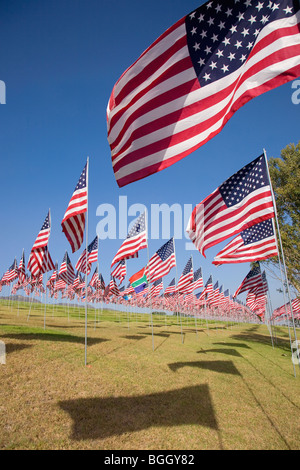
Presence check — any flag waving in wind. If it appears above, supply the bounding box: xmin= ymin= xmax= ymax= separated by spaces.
xmin=233 ymin=264 xmax=264 ymax=298
xmin=165 ymin=278 xmax=176 ymax=296
xmin=145 ymin=237 xmax=176 ymax=283
xmin=31 ymin=210 xmax=51 ymax=250
xmin=27 ymin=210 xmax=54 ymax=276
xmin=58 ymin=251 xmax=75 ymax=285
xmin=213 ymin=218 xmax=278 ymax=265
xmin=107 ymin=0 xmax=300 ymax=187
xmin=61 ymin=162 xmax=88 ymax=253
xmin=111 ymin=260 xmax=126 ymax=285
xmin=186 ymin=154 xmax=275 ymax=256
xmin=75 ymin=236 xmax=98 ymax=275
xmin=176 ymin=257 xmax=193 ymax=292
xmin=111 ymin=212 xmax=147 ymax=268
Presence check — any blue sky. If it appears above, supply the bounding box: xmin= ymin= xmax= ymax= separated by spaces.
xmin=0 ymin=0 xmax=299 ymax=309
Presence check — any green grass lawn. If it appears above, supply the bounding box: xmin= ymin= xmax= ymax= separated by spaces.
xmin=0 ymin=300 xmax=300 ymax=450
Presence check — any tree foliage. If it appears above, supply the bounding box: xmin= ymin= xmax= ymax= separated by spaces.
xmin=266 ymin=142 xmax=300 ymax=293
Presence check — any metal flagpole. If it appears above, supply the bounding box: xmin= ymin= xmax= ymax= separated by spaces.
xmin=145 ymin=208 xmax=154 ymax=351
xmin=263 ymin=148 xmax=299 ymax=373
xmin=271 ymin=216 xmax=296 ymax=375
xmin=191 ymin=256 xmax=198 ymax=336
xmin=44 ymin=209 xmax=51 ymax=331
xmin=85 ymin=157 xmax=89 ymax=367
xmin=94 ymin=235 xmax=99 ymax=330
xmin=173 ymin=239 xmax=183 ymax=343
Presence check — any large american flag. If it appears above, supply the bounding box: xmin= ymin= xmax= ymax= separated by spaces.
xmin=61 ymin=162 xmax=88 ymax=253
xmin=145 ymin=237 xmax=176 ymax=283
xmin=107 ymin=0 xmax=300 ymax=187
xmin=186 ymin=154 xmax=275 ymax=256
xmin=213 ymin=217 xmax=278 ymax=264
xmin=58 ymin=251 xmax=75 ymax=285
xmin=111 ymin=212 xmax=147 ymax=268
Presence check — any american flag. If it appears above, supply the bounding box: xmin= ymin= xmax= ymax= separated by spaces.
xmin=27 ymin=210 xmax=54 ymax=276
xmin=206 ymin=277 xmax=216 ymax=303
xmin=58 ymin=251 xmax=75 ymax=285
xmin=61 ymin=162 xmax=88 ymax=253
xmin=54 ymin=279 xmax=67 ymax=292
xmin=111 ymin=212 xmax=147 ymax=268
xmin=246 ymin=272 xmax=268 ymax=311
xmin=233 ymin=264 xmax=263 ymax=297
xmin=31 ymin=211 xmax=51 ymax=250
xmin=150 ymin=278 xmax=163 ymax=297
xmin=176 ymin=257 xmax=193 ymax=292
xmin=211 ymin=284 xmax=223 ymax=307
xmin=18 ymin=250 xmax=26 ymax=283
xmin=123 ymin=282 xmax=135 ymax=296
xmin=186 ymin=154 xmax=274 ymax=256
xmin=209 ymin=281 xmax=220 ymax=305
xmin=272 ymin=297 xmax=300 ymax=319
xmin=107 ymin=0 xmax=300 ymax=187
xmin=2 ymin=259 xmax=18 ymax=284
xmin=184 ymin=267 xmax=203 ymax=293
xmin=164 ymin=278 xmax=176 ymax=296
xmin=145 ymin=237 xmax=176 ymax=283
xmin=47 ymin=262 xmax=58 ymax=287
xmin=109 ymin=276 xmax=120 ymax=296
xmin=90 ymin=267 xmax=99 ymax=288
xmin=28 ymin=246 xmax=55 ymax=276
xmin=111 ymin=259 xmax=126 ymax=284
xmin=213 ymin=218 xmax=278 ymax=264
xmin=90 ymin=267 xmax=106 ymax=290
xmin=72 ymin=271 xmax=84 ymax=291
xmin=75 ymin=236 xmax=98 ymax=275
xmin=198 ymin=274 xmax=213 ymax=301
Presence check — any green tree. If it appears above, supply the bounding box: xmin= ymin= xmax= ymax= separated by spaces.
xmin=266 ymin=142 xmax=300 ymax=294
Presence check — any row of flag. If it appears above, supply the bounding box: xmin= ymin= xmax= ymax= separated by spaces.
xmin=3 ymin=247 xmax=299 ymax=323
xmin=0 ymin=149 xmax=298 ymax=320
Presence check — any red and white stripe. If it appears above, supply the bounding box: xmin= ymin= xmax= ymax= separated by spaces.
xmin=107 ymin=9 xmax=300 ymax=187
xmin=111 ymin=232 xmax=147 ymax=268
xmin=187 ymin=185 xmax=274 ymax=257
xmin=61 ymin=164 xmax=88 ymax=253
xmin=213 ymin=233 xmax=278 ymax=265
xmin=111 ymin=261 xmax=126 ymax=283
xmin=145 ymin=251 xmax=176 ymax=283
